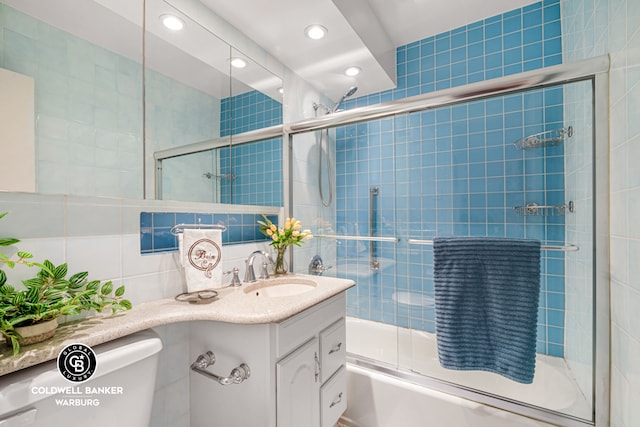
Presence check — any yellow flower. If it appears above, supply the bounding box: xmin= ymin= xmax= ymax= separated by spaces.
xmin=258 ymin=214 xmax=311 ymax=250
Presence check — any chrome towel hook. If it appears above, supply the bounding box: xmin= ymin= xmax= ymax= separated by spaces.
xmin=190 ymin=351 xmax=251 ymax=386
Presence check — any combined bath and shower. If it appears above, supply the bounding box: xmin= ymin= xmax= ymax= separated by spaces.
xmin=314 ymin=86 xmax=358 ymax=207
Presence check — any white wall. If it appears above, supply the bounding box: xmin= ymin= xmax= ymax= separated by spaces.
xmin=561 ymin=0 xmax=640 ymax=425
xmin=561 ymin=78 xmax=595 ymax=408
xmin=283 ymin=69 xmax=337 ymax=275
xmin=0 ymin=191 xmax=274 ymax=427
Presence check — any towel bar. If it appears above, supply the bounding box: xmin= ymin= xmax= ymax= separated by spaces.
xmin=407 ymin=239 xmax=579 ymax=252
xmin=170 ymin=222 xmax=227 ymax=236
xmin=190 ymin=351 xmax=250 ymax=386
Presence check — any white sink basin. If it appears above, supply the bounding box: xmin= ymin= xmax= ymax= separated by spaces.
xmin=244 ymin=278 xmax=317 ymax=297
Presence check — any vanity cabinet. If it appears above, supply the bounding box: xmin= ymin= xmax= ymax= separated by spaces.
xmin=189 ymin=292 xmax=347 ymax=427
xmin=277 ymin=337 xmax=320 ymax=427
xmin=277 ymin=318 xmax=347 ymax=427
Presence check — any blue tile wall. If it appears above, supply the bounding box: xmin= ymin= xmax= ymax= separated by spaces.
xmin=219 ymin=90 xmax=284 ymax=207
xmin=342 ymin=0 xmax=563 ymax=110
xmin=335 ymin=0 xmax=565 ymax=357
xmin=220 ymin=90 xmax=282 ymax=136
xmin=140 ymin=212 xmax=277 ymax=254
xmin=218 ymin=137 xmax=283 ymax=206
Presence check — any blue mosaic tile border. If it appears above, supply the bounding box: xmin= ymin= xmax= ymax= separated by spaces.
xmin=140 ymin=212 xmax=277 ymax=254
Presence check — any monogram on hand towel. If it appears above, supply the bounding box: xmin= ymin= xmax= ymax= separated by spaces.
xmin=187 ymin=238 xmax=221 ymax=278
xmin=182 ymin=229 xmax=223 ymax=291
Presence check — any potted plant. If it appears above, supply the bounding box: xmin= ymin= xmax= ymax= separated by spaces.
xmin=0 ymin=212 xmax=132 ymax=355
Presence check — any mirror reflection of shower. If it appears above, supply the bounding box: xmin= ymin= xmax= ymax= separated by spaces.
xmin=202 ymin=172 xmax=236 ymax=180
xmin=313 ymin=86 xmax=358 ymax=207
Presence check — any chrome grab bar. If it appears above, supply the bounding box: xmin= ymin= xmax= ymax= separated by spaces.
xmin=315 ymin=234 xmax=399 ymax=243
xmin=406 ymin=239 xmax=580 ymax=252
xmin=370 ymin=187 xmax=380 ymax=272
xmin=190 ymin=351 xmax=251 ymax=386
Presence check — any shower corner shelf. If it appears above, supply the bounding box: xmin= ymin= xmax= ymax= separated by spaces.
xmin=513 ymin=201 xmax=575 ymax=217
xmin=514 ymin=126 xmax=573 ymax=150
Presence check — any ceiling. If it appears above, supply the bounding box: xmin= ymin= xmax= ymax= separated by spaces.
xmin=3 ymin=0 xmax=539 ymax=103
xmin=204 ymin=0 xmax=539 ymax=102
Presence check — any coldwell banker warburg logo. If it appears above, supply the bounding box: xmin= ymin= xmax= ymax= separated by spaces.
xmin=29 ymin=343 xmax=125 ymax=407
xmin=57 ymin=343 xmax=97 ymax=382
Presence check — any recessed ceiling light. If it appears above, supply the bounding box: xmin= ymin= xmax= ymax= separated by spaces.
xmin=230 ymin=57 xmax=247 ymax=68
xmin=278 ymin=87 xmax=284 ymax=94
xmin=160 ymin=14 xmax=185 ymax=31
xmin=305 ymin=24 xmax=327 ymax=40
xmin=344 ymin=66 xmax=361 ymax=76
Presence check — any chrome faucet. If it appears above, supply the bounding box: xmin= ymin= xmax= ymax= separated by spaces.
xmin=244 ymin=250 xmax=274 ymax=283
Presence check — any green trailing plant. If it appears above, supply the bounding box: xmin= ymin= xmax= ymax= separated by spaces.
xmin=0 ymin=212 xmax=132 ymax=355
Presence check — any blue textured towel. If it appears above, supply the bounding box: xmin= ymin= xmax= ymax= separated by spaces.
xmin=433 ymin=237 xmax=541 ymax=384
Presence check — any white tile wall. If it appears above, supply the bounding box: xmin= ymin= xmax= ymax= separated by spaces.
xmin=0 ymin=191 xmax=277 ymax=427
xmin=284 ymin=69 xmax=338 ymax=274
xmin=562 ymin=78 xmax=594 ymax=405
xmin=562 ymin=0 xmax=640 ymax=425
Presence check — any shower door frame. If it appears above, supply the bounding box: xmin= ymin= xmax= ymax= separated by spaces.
xmin=286 ymin=55 xmax=610 ymax=427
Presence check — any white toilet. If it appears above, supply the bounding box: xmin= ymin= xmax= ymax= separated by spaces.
xmin=0 ymin=329 xmax=163 ymax=426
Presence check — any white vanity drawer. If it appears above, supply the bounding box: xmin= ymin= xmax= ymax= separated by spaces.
xmin=320 ymin=318 xmax=345 ymax=383
xmin=320 ymin=366 xmax=347 ymax=427
xmin=276 ymin=293 xmax=345 ymax=359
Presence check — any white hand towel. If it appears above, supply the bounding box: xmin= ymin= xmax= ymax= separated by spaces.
xmin=182 ymin=229 xmax=223 ymax=291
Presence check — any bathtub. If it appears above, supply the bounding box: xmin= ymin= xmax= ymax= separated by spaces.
xmin=342 ymin=318 xmax=592 ymax=427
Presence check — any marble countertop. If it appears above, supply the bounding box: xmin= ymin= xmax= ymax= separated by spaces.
xmin=0 ymin=274 xmax=354 ymax=377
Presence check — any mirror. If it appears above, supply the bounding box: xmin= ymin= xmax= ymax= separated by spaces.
xmin=0 ymin=0 xmax=144 ymax=198
xmin=146 ymin=0 xmax=283 ymax=206
xmin=0 ymin=0 xmax=283 ymax=206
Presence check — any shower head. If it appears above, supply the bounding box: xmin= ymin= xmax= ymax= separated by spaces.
xmin=344 ymin=86 xmax=358 ymax=98
xmin=332 ymin=86 xmax=358 ymax=112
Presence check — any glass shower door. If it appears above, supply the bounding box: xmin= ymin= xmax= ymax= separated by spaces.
xmin=396 ymin=80 xmax=595 ymax=422
xmin=289 ymin=77 xmax=597 ymax=425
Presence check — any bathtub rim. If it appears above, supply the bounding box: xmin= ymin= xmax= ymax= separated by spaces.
xmin=346 ymin=354 xmax=594 ymax=427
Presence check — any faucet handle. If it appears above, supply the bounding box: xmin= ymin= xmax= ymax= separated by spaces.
xmin=309 ymin=255 xmax=332 ymax=276
xmin=244 ymin=260 xmax=257 ymax=283
xmin=258 ymin=262 xmax=270 ymax=280
xmin=224 ymin=267 xmax=242 ymax=286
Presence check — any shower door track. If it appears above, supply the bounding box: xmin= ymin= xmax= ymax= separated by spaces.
xmin=347 ymin=354 xmax=594 ymax=427
xmin=286 ymin=54 xmax=611 ymax=427
xmin=286 ymin=55 xmax=609 ymax=135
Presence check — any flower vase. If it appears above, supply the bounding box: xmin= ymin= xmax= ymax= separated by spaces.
xmin=274 ymin=246 xmax=288 ymax=275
